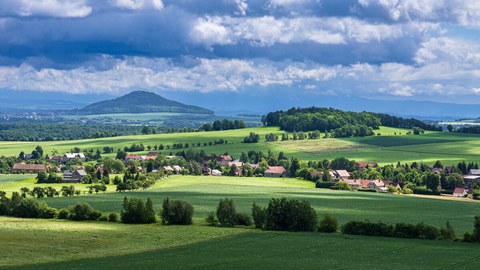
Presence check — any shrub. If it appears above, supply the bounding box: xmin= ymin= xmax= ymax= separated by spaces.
xmin=121 ymin=197 xmax=156 ymax=224
xmin=216 ymin=198 xmax=237 ymax=227
xmin=252 ymin=202 xmax=267 ymax=229
xmin=440 ymin=221 xmax=455 ymax=241
xmin=12 ymin=198 xmax=40 ymax=218
xmin=161 ymin=198 xmax=194 ymax=225
xmin=342 ymin=220 xmax=393 ymax=237
xmin=108 ymin=213 xmax=119 ymax=222
xmin=99 ymin=215 xmax=108 ymax=222
xmin=235 ymin=212 xmax=252 ymax=226
xmin=357 ymin=188 xmax=377 ymax=193
xmin=68 ymin=203 xmax=102 ymax=221
xmin=333 ymin=182 xmax=351 ymax=191
xmin=265 ymin=198 xmax=317 ymax=232
xmin=38 ymin=204 xmax=58 ymax=219
xmin=57 ymin=208 xmax=69 ymax=219
xmin=318 ymin=214 xmax=338 ymax=233
xmin=315 ymin=181 xmax=335 ymax=189
xmin=205 ymin=211 xmax=218 ymax=226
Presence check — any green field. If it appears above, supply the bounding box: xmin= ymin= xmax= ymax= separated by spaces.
xmin=2 ymin=175 xmax=480 ymax=269
xmin=1 ymin=126 xmax=480 ymax=165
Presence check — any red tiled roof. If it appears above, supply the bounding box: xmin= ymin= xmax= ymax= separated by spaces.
xmin=125 ymin=154 xmax=141 ymax=159
xmin=356 ymin=162 xmax=378 ymax=168
xmin=361 ymin=179 xmax=372 ymax=188
xmin=147 ymin=152 xmax=159 ymax=157
xmin=12 ymin=163 xmax=46 ymax=171
xmin=265 ymin=166 xmax=286 ymax=174
xmin=453 ymin=187 xmax=466 ymax=194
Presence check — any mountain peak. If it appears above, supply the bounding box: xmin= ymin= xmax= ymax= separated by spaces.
xmin=79 ymin=91 xmax=213 ymax=115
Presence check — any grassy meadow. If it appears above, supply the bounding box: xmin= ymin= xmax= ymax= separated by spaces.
xmin=1 ymin=126 xmax=480 ymax=165
xmin=2 ymin=175 xmax=480 ymax=269
xmin=29 ymin=175 xmax=480 ymax=234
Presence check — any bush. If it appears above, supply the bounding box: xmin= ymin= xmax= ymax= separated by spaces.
xmin=98 ymin=215 xmax=108 ymax=222
xmin=318 ymin=214 xmax=338 ymax=233
xmin=216 ymin=198 xmax=237 ymax=227
xmin=205 ymin=211 xmax=218 ymax=226
xmin=38 ymin=204 xmax=58 ymax=219
xmin=315 ymin=181 xmax=335 ymax=189
xmin=265 ymin=198 xmax=317 ymax=232
xmin=252 ymin=202 xmax=267 ymax=229
xmin=440 ymin=221 xmax=455 ymax=241
xmin=12 ymin=198 xmax=40 ymax=218
xmin=235 ymin=212 xmax=252 ymax=226
xmin=161 ymin=198 xmax=194 ymax=225
xmin=342 ymin=220 xmax=393 ymax=237
xmin=57 ymin=208 xmax=69 ymax=219
xmin=121 ymin=197 xmax=156 ymax=224
xmin=333 ymin=182 xmax=351 ymax=191
xmin=108 ymin=212 xmax=119 ymax=222
xmin=68 ymin=203 xmax=102 ymax=221
xmin=357 ymin=188 xmax=377 ymax=193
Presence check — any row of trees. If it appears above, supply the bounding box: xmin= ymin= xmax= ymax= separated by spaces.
xmin=262 ymin=107 xmax=440 ymax=133
xmin=199 ymin=119 xmax=246 ymax=131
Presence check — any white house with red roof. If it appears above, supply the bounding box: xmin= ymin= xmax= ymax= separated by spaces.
xmin=264 ymin=166 xmax=287 ymax=178
xmin=453 ymin=187 xmax=467 ymax=197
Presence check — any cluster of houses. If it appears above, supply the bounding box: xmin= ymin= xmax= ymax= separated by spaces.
xmin=9 ymin=150 xmax=480 ymax=198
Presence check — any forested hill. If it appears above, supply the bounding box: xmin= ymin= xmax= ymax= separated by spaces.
xmin=76 ymin=91 xmax=214 ymax=115
xmin=262 ymin=107 xmax=440 ymax=132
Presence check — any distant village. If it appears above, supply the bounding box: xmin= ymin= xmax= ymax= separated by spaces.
xmin=5 ymin=147 xmax=478 ymax=200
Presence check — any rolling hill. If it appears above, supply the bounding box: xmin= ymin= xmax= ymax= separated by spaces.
xmin=76 ymin=91 xmax=213 ymax=115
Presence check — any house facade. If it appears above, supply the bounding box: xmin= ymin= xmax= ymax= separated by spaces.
xmin=62 ymin=170 xmax=87 ymax=183
xmin=11 ymin=163 xmax=47 ymax=173
xmin=264 ymin=166 xmax=287 ymax=178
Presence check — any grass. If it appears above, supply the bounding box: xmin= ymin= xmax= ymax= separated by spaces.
xmin=33 ymin=175 xmax=480 ymax=234
xmin=0 ymin=174 xmax=118 ymax=195
xmin=3 ymin=175 xmax=480 ymax=269
xmin=2 ymin=126 xmax=480 ymax=166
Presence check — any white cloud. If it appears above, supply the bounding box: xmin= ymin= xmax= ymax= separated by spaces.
xmin=111 ymin=0 xmax=164 ymax=10
xmin=189 ymin=16 xmax=431 ymax=47
xmin=358 ymin=0 xmax=480 ymax=27
xmin=0 ymin=0 xmax=92 ymax=18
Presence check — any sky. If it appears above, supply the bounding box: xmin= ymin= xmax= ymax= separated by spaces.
xmin=1 ymin=0 xmax=480 ymax=104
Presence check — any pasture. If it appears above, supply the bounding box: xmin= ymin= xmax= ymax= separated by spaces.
xmin=34 ymin=175 xmax=480 ymax=234
xmin=2 ymin=175 xmax=480 ymax=269
xmin=0 ymin=126 xmax=480 ymax=165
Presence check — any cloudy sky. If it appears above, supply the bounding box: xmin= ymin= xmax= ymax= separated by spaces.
xmin=1 ymin=0 xmax=480 ymax=104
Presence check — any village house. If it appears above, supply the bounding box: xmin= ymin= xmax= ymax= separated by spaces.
xmin=264 ymin=166 xmax=287 ymax=178
xmin=453 ymin=187 xmax=467 ymax=197
xmin=211 ymin=169 xmax=222 ymax=176
xmin=469 ymin=169 xmax=480 ymax=175
xmin=340 ymin=179 xmax=362 ymax=189
xmin=125 ymin=154 xmax=143 ymax=163
xmin=62 ymin=170 xmax=87 ymax=183
xmin=163 ymin=166 xmax=174 ymax=173
xmin=49 ymin=156 xmax=63 ymax=163
xmin=203 ymin=155 xmax=233 ymax=166
xmin=368 ymin=180 xmax=385 ymax=190
xmin=11 ymin=163 xmax=47 ymax=173
xmin=334 ymin=170 xmax=350 ymax=180
xmin=356 ymin=161 xmax=378 ymax=171
xmin=143 ymin=152 xmax=159 ymax=160
xmin=62 ymin=153 xmax=86 ymax=162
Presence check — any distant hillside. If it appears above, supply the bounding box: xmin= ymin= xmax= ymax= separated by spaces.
xmin=77 ymin=91 xmax=213 ymax=115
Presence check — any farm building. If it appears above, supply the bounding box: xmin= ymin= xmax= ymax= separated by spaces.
xmin=334 ymin=170 xmax=350 ymax=180
xmin=453 ymin=187 xmax=467 ymax=197
xmin=62 ymin=170 xmax=87 ymax=183
xmin=11 ymin=163 xmax=47 ymax=173
xmin=356 ymin=162 xmax=378 ymax=171
xmin=203 ymin=155 xmax=233 ymax=166
xmin=62 ymin=153 xmax=85 ymax=162
xmin=368 ymin=180 xmax=385 ymax=190
xmin=341 ymin=179 xmax=362 ymax=189
xmin=125 ymin=154 xmax=143 ymax=163
xmin=264 ymin=166 xmax=287 ymax=178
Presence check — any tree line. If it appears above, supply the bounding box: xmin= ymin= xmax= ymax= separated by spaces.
xmin=262 ymin=107 xmax=440 ymax=135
